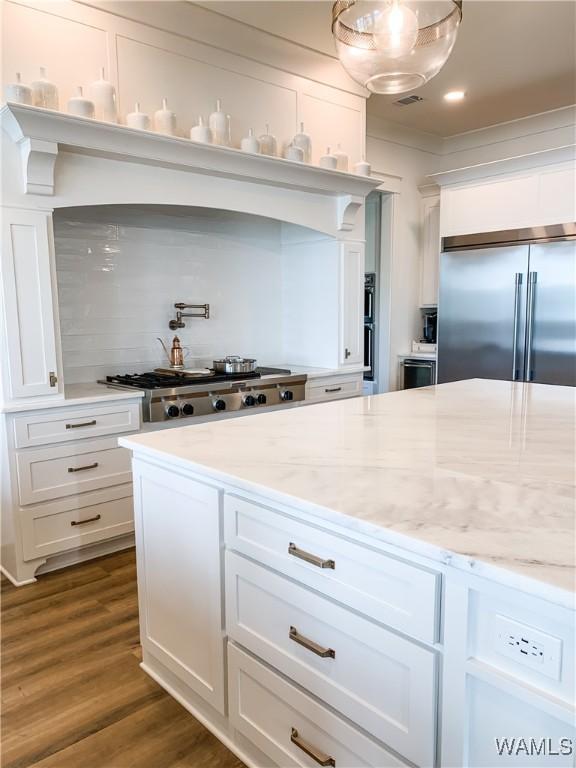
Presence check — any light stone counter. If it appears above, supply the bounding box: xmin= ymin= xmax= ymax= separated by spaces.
xmin=0 ymin=382 xmax=144 ymax=413
xmin=120 ymin=379 xmax=575 ymax=605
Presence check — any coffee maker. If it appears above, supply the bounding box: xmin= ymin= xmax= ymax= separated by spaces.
xmin=421 ymin=309 xmax=437 ymax=345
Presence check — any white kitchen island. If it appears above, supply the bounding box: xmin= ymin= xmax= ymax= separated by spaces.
xmin=120 ymin=379 xmax=575 ymax=768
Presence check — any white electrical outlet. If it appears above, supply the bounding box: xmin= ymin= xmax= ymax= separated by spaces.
xmin=492 ymin=614 xmax=563 ymax=680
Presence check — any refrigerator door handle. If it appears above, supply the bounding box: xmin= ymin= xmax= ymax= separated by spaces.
xmin=512 ymin=272 xmax=523 ymax=381
xmin=525 ymin=271 xmax=537 ymax=381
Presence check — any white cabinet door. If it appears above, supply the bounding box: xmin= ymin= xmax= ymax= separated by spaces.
xmin=1 ymin=208 xmax=60 ymax=398
xmin=420 ymin=195 xmax=440 ymax=307
xmin=132 ymin=459 xmax=225 ymax=714
xmin=339 ymin=242 xmax=364 ymax=366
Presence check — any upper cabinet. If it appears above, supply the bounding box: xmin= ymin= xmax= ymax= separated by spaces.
xmin=419 ymin=191 xmax=440 ymax=308
xmin=1 ymin=208 xmax=62 ymax=400
xmin=439 ymin=164 xmax=575 ymax=238
xmin=339 ymin=242 xmax=364 ymax=367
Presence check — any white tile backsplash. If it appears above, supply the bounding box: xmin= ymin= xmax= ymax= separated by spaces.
xmin=54 ymin=207 xmax=285 ymax=383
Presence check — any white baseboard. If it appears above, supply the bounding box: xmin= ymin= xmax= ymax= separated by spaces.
xmin=35 ymin=533 xmax=135 ymax=576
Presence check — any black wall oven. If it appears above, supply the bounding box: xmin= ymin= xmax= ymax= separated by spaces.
xmin=364 ymin=274 xmax=375 ymax=380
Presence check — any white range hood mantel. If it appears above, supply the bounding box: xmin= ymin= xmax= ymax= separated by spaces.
xmin=1 ymin=104 xmax=380 ymax=232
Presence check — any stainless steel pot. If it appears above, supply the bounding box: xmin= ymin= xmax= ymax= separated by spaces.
xmin=213 ymin=356 xmax=257 ymax=374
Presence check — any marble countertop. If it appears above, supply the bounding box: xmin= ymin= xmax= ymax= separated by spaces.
xmin=268 ymin=364 xmax=368 ymax=379
xmin=120 ymin=379 xmax=575 ymax=604
xmin=1 ymin=382 xmax=144 ymax=413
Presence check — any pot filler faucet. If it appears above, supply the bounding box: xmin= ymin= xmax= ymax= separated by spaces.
xmin=169 ymin=302 xmax=210 ymax=330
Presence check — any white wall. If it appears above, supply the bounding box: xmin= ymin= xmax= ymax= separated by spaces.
xmin=54 ymin=206 xmax=285 ymax=382
xmin=2 ymin=0 xmax=367 ymax=165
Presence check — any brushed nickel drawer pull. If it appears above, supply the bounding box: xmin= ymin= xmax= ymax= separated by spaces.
xmin=288 ymin=542 xmax=335 ymax=569
xmin=71 ymin=514 xmax=102 ymax=527
xmin=289 ymin=626 xmax=335 ymax=658
xmin=325 ymin=387 xmax=342 ymax=393
xmin=66 ymin=420 xmax=97 ymax=429
xmin=67 ymin=462 xmax=99 ymax=473
xmin=290 ymin=728 xmax=335 ymax=767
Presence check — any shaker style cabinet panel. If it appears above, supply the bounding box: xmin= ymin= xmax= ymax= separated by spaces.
xmin=1 ymin=208 xmax=60 ymax=399
xmin=132 ymin=460 xmax=225 ymax=714
xmin=420 ymin=194 xmax=440 ymax=307
xmin=339 ymin=242 xmax=364 ymax=366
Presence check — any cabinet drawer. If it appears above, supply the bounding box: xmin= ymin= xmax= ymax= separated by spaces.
xmin=226 ymin=552 xmax=437 ymax=767
xmin=21 ymin=487 xmax=133 ymax=560
xmin=306 ymin=374 xmax=363 ymax=402
xmin=14 ymin=402 xmax=140 ymax=448
xmin=229 ymin=643 xmax=409 ymax=768
xmin=16 ymin=437 xmax=132 ymax=505
xmin=224 ymin=494 xmax=440 ymax=643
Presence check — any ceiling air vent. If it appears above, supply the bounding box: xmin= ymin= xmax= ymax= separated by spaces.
xmin=394 ymin=95 xmax=425 ymax=106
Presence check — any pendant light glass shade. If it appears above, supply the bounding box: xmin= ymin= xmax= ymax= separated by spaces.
xmin=332 ymin=0 xmax=462 ymax=95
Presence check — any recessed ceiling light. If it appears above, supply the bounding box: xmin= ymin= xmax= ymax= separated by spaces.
xmin=444 ymin=90 xmax=466 ymax=102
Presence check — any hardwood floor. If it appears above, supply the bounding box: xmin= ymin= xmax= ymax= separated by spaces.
xmin=1 ymin=550 xmax=246 ymax=768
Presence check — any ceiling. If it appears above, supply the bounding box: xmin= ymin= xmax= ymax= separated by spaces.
xmin=195 ymin=1 xmax=576 ymax=137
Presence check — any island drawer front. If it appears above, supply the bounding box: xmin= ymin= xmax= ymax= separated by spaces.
xmin=228 ymin=643 xmax=410 ymax=768
xmin=21 ymin=488 xmax=134 ymax=560
xmin=13 ymin=402 xmax=141 ymax=448
xmin=306 ymin=374 xmax=363 ymax=402
xmin=224 ymin=494 xmax=440 ymax=643
xmin=16 ymin=438 xmax=132 ymax=506
xmin=226 ymin=552 xmax=437 ymax=767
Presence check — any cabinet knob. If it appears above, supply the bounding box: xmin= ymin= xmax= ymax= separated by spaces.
xmin=344 ymin=348 xmax=351 ymax=359
xmin=49 ymin=371 xmax=58 ymax=387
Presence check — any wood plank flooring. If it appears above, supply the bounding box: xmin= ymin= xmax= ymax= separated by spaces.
xmin=1 ymin=549 xmax=246 ymax=768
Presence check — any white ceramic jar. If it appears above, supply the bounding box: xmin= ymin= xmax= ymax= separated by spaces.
xmin=259 ymin=124 xmax=277 ymax=157
xmin=240 ymin=128 xmax=260 ymax=154
xmin=126 ymin=102 xmax=150 ymax=130
xmin=67 ymin=86 xmax=95 ymax=118
xmin=284 ymin=144 xmax=304 ymax=162
xmin=5 ymin=73 xmax=32 ymax=105
xmin=292 ymin=122 xmax=311 ymax=163
xmin=31 ymin=67 xmax=58 ymax=110
xmin=154 ymin=98 xmax=177 ymax=135
xmin=190 ymin=116 xmax=212 ymax=144
xmin=333 ymin=144 xmax=349 ymax=172
xmin=88 ymin=68 xmax=117 ymax=122
xmin=209 ymin=99 xmax=229 ymax=146
xmin=354 ymin=159 xmax=372 ymax=176
xmin=319 ymin=147 xmax=338 ymax=170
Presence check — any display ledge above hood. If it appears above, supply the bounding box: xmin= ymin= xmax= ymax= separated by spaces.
xmin=1 ymin=104 xmax=381 ymax=228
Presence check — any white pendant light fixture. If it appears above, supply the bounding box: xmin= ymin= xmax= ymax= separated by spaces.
xmin=332 ymin=0 xmax=462 ymax=95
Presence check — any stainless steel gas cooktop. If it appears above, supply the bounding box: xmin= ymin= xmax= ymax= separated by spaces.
xmin=98 ymin=368 xmax=307 ymax=422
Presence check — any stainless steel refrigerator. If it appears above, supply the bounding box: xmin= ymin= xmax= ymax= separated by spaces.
xmin=437 ymin=224 xmax=576 ymax=386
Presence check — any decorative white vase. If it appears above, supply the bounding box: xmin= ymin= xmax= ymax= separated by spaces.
xmin=126 ymin=102 xmax=150 ymax=130
xmin=284 ymin=144 xmax=304 ymax=162
xmin=333 ymin=143 xmax=349 ymax=172
xmin=209 ymin=99 xmax=228 ymax=146
xmin=354 ymin=159 xmax=372 ymax=176
xmin=154 ymin=97 xmax=176 ymax=135
xmin=240 ymin=128 xmax=260 ymax=154
xmin=292 ymin=122 xmax=311 ymax=163
xmin=31 ymin=67 xmax=58 ymax=110
xmin=319 ymin=147 xmax=338 ymax=170
xmin=88 ymin=68 xmax=117 ymax=122
xmin=5 ymin=73 xmax=32 ymax=105
xmin=190 ymin=116 xmax=212 ymax=144
xmin=259 ymin=124 xmax=277 ymax=157
xmin=67 ymin=86 xmax=95 ymax=118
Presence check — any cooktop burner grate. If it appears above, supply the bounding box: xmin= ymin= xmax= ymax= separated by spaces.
xmin=104 ymin=368 xmax=290 ymax=390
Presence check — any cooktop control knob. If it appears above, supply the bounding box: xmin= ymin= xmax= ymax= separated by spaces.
xmin=165 ymin=404 xmax=180 ymax=418
xmin=181 ymin=403 xmax=194 ymax=416
xmin=280 ymin=390 xmax=294 ymax=401
xmin=213 ymin=399 xmax=226 ymax=411
xmin=243 ymin=395 xmax=256 ymax=407
xmin=257 ymin=393 xmax=267 ymax=405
